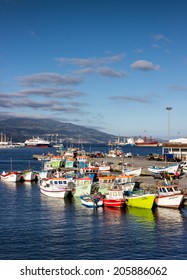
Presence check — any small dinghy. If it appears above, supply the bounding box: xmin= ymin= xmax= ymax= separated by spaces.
xmin=80 ymin=194 xmax=104 ymax=208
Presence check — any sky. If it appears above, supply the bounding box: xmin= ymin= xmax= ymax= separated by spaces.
xmin=0 ymin=0 xmax=187 ymax=140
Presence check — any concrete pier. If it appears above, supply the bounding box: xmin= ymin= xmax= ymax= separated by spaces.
xmin=94 ymin=155 xmax=187 ymax=195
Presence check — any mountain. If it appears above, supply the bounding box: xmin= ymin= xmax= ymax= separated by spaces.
xmin=0 ymin=118 xmax=116 ymax=144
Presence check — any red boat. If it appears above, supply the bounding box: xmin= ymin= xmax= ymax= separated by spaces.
xmin=103 ymin=198 xmax=126 ymax=208
xmin=103 ymin=189 xmax=126 ymax=208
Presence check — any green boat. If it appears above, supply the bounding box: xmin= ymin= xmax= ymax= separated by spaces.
xmin=74 ymin=177 xmax=93 ymax=197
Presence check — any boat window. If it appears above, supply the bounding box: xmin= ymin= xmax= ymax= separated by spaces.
xmin=174 ymin=187 xmax=178 ymax=191
xmin=59 ymin=181 xmax=63 ymax=184
xmin=50 ymin=181 xmax=53 ymax=184
xmin=160 ymin=188 xmax=167 ymax=192
xmin=54 ymin=181 xmax=58 ymax=184
xmin=168 ymin=188 xmax=173 ymax=192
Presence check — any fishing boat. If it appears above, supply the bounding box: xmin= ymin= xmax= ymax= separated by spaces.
xmin=103 ymin=198 xmax=125 ymax=208
xmin=97 ymin=175 xmax=117 ymax=195
xmin=79 ymin=166 xmax=100 ymax=177
xmin=124 ymin=189 xmax=156 ymax=209
xmin=40 ymin=177 xmax=75 ymax=198
xmin=80 ymin=194 xmax=104 ymax=208
xmin=37 ymin=169 xmax=53 ymax=180
xmin=21 ymin=170 xmax=38 ymax=182
xmin=154 ymin=183 xmax=184 ymax=208
xmin=0 ymin=171 xmax=23 ymax=182
xmin=122 ymin=167 xmax=142 ymax=177
xmin=74 ymin=177 xmax=93 ymax=197
xmin=103 ymin=189 xmax=126 ymax=208
xmin=113 ymin=174 xmax=135 ymax=191
xmin=148 ymin=164 xmax=179 ymax=174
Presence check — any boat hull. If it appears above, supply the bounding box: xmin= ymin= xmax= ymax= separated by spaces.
xmin=155 ymin=194 xmax=184 ymax=208
xmin=103 ymin=198 xmax=126 ymax=208
xmin=0 ymin=172 xmax=22 ymax=182
xmin=22 ymin=171 xmax=38 ymax=182
xmin=123 ymin=168 xmax=142 ymax=177
xmin=25 ymin=144 xmax=50 ymax=148
xmin=135 ymin=143 xmax=158 ymax=147
xmin=126 ymin=194 xmax=155 ymax=209
xmin=40 ymin=187 xmax=73 ymax=198
xmin=148 ymin=164 xmax=179 ymax=174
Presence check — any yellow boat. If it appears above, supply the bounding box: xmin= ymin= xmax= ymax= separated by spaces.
xmin=125 ymin=192 xmax=156 ymax=209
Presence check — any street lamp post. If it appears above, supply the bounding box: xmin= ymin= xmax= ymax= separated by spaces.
xmin=166 ymin=107 xmax=172 ymax=141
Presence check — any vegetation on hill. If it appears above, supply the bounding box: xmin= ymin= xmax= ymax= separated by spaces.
xmin=0 ymin=118 xmax=115 ymax=144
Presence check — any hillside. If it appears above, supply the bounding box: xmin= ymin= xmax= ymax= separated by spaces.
xmin=0 ymin=118 xmax=116 ymax=144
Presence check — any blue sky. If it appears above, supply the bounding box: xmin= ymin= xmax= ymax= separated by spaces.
xmin=0 ymin=0 xmax=187 ymax=139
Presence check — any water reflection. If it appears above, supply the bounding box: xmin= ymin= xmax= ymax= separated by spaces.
xmin=102 ymin=206 xmax=127 ymax=225
xmin=154 ymin=207 xmax=183 ymax=224
xmin=180 ymin=206 xmax=187 ymax=219
xmin=127 ymin=207 xmax=155 ymax=223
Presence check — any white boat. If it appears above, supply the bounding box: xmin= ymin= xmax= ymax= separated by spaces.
xmin=107 ymin=149 xmax=123 ymax=157
xmin=148 ymin=164 xmax=179 ymax=174
xmin=22 ymin=170 xmax=38 ymax=182
xmin=125 ymin=137 xmax=135 ymax=146
xmin=24 ymin=137 xmax=50 ymax=148
xmin=40 ymin=177 xmax=75 ymax=198
xmin=122 ymin=167 xmax=142 ymax=177
xmin=80 ymin=194 xmax=104 ymax=208
xmin=155 ymin=184 xmax=184 ymax=208
xmin=182 ymin=166 xmax=187 ymax=174
xmin=0 ymin=171 xmax=23 ymax=182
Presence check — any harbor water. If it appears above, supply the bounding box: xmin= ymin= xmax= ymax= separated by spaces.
xmin=0 ymin=146 xmax=187 ymax=260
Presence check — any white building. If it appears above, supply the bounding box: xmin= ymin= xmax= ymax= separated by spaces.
xmin=162 ymin=138 xmax=187 ymax=160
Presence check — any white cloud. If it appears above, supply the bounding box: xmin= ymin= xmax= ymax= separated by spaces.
xmin=130 ymin=60 xmax=160 ymax=71
xmin=55 ymin=53 xmax=125 ymax=67
xmin=96 ymin=67 xmax=127 ymax=77
xmin=17 ymin=73 xmax=82 ymax=86
xmin=169 ymin=85 xmax=187 ymax=91
xmin=151 ymin=33 xmax=171 ymax=42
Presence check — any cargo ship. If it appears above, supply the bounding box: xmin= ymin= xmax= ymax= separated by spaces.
xmin=135 ymin=136 xmax=159 ymax=147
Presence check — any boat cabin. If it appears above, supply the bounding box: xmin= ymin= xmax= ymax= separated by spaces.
xmin=108 ymin=189 xmax=124 ymax=199
xmin=97 ymin=175 xmax=116 ymax=185
xmin=79 ymin=166 xmax=100 ymax=175
xmin=158 ymin=185 xmax=181 ymax=195
xmin=114 ymin=175 xmax=134 ymax=184
xmin=75 ymin=177 xmax=93 ymax=187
